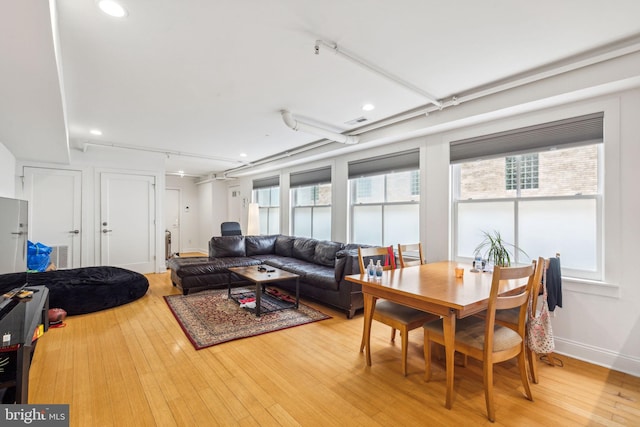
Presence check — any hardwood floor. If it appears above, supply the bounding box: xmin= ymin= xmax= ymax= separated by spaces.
xmin=29 ymin=265 xmax=639 ymax=426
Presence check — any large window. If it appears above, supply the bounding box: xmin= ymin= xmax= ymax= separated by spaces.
xmin=252 ymin=176 xmax=280 ymax=235
xmin=452 ymin=113 xmax=603 ymax=280
xmin=290 ymin=167 xmax=332 ymax=240
xmin=349 ymin=150 xmax=420 ymax=246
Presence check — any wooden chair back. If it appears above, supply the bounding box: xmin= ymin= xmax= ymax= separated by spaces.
xmin=488 ymin=259 xmax=544 ymax=340
xmin=357 ymin=246 xmax=395 ymax=273
xmin=397 ymin=243 xmax=424 ymax=268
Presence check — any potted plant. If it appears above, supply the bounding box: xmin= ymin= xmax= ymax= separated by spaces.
xmin=474 ymin=230 xmax=527 ymax=267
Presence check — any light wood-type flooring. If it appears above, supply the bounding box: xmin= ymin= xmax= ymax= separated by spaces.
xmin=28 ymin=258 xmax=640 ymax=426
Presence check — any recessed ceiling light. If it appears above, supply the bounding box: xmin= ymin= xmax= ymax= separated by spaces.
xmin=97 ymin=0 xmax=128 ymax=18
xmin=362 ymin=103 xmax=375 ymax=112
xmin=240 ymin=153 xmax=247 ymax=157
xmin=90 ymin=129 xmax=103 ymax=136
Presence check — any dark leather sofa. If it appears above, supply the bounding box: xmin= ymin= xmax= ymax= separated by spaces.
xmin=167 ymin=235 xmax=365 ymax=318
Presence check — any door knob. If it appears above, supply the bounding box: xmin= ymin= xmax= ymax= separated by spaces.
xmin=102 ymin=229 xmax=113 ymax=234
xmin=69 ymin=230 xmax=80 ymax=234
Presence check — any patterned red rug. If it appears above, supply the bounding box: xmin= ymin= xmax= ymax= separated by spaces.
xmin=164 ymin=288 xmax=331 ymax=350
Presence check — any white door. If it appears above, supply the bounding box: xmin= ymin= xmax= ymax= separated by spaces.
xmin=164 ymin=188 xmax=180 ymax=257
xmin=100 ymin=172 xmax=156 ymax=273
xmin=23 ymin=167 xmax=82 ymax=269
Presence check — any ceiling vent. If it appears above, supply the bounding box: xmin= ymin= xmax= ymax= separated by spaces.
xmin=345 ymin=116 xmax=368 ymax=126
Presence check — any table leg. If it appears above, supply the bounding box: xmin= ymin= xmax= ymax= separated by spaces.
xmin=295 ymin=277 xmax=299 ymax=309
xmin=442 ymin=311 xmax=456 ymax=409
xmin=361 ymin=293 xmax=376 ymax=367
xmin=255 ymin=281 xmax=262 ymax=317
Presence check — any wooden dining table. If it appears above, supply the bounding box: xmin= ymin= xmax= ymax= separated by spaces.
xmin=345 ymin=261 xmax=529 ymax=409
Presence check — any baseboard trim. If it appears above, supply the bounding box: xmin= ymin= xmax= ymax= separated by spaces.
xmin=555 ymin=337 xmax=640 ymax=377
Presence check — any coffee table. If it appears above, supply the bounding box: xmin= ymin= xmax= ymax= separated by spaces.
xmin=227 ymin=265 xmax=299 ymax=317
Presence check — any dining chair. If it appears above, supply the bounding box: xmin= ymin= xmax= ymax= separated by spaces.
xmin=477 ymin=253 xmax=560 ymax=384
xmin=526 ymin=253 xmax=561 ymax=383
xmin=358 ymin=246 xmax=438 ymax=376
xmin=220 ymin=221 xmax=242 ymax=236
xmin=423 ymin=259 xmax=543 ymax=422
xmin=397 ymin=243 xmax=424 ymax=267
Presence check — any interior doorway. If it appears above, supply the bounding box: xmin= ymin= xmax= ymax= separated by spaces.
xmin=165 ymin=188 xmax=181 ymax=257
xmin=100 ymin=172 xmax=156 ymax=274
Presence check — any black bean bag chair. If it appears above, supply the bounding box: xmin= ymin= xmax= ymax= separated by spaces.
xmin=0 ymin=266 xmax=148 ymax=315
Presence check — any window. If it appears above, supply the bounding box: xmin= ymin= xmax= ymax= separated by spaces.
xmin=452 ymin=113 xmax=603 ymax=280
xmin=506 ymin=154 xmax=538 ymax=190
xmin=290 ymin=167 xmax=331 ymax=240
xmin=349 ymin=150 xmax=420 ymax=246
xmin=252 ymin=176 xmax=280 ymax=235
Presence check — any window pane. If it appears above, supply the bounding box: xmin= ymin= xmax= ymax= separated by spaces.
xmin=293 ymin=187 xmax=315 ymax=206
xmin=312 ymin=206 xmax=331 ymax=241
xmin=317 ymin=183 xmax=332 ymax=205
xmin=386 ymin=171 xmax=420 ymax=202
xmin=459 ymin=158 xmax=515 ymax=199
xmin=353 ymin=176 xmax=384 ymax=204
xmin=268 ymin=207 xmax=279 ymax=234
xmin=459 ymin=145 xmax=598 ymax=199
xmin=519 ymin=198 xmax=598 ymax=273
xmin=353 ymin=205 xmax=382 ymax=245
xmin=383 ymin=204 xmax=419 ymax=246
xmin=259 ymin=207 xmax=269 ymax=234
xmin=527 ymin=145 xmax=598 ymax=197
xmin=293 ymin=207 xmax=312 ymax=237
xmin=456 ymin=202 xmax=515 ymax=259
xmin=269 ymin=187 xmax=280 ymax=206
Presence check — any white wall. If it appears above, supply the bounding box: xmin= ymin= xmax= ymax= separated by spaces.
xmin=0 ymin=142 xmax=16 ymax=197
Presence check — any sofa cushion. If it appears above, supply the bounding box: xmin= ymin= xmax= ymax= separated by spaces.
xmin=313 ymin=240 xmax=344 ymax=267
xmin=292 ymin=237 xmax=318 ymax=263
xmin=209 ymin=236 xmax=246 ymax=257
xmin=245 ymin=235 xmax=277 ymax=256
xmin=173 ymin=256 xmax=260 ymax=277
xmin=275 ymin=235 xmax=295 ymax=257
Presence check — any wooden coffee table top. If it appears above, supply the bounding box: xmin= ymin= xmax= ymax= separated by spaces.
xmin=228 ymin=265 xmax=299 ymax=284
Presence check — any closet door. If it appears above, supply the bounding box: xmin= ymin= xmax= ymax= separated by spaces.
xmin=23 ymin=167 xmax=82 ymax=269
xmin=100 ymin=172 xmax=156 ymax=273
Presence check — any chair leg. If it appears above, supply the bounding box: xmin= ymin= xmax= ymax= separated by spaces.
xmin=424 ymin=330 xmax=432 ymax=381
xmin=518 ymin=349 xmax=533 ymax=401
xmin=527 ymin=347 xmax=539 ymax=384
xmin=401 ymin=328 xmax=408 ymax=376
xmin=359 ymin=330 xmax=365 ymax=353
xmin=483 ymin=361 xmax=496 ymax=422
xmin=390 ymin=327 xmax=397 ymax=342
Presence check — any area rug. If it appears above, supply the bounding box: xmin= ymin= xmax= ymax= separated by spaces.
xmin=164 ymin=288 xmax=331 ymax=349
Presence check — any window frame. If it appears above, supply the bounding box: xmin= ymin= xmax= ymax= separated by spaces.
xmin=452 ymin=143 xmax=603 ymax=280
xmin=290 ymin=183 xmax=332 ymax=239
xmin=349 ymin=170 xmax=420 ymax=246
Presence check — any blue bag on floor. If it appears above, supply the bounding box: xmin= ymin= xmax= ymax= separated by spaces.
xmin=27 ymin=240 xmax=52 ymax=272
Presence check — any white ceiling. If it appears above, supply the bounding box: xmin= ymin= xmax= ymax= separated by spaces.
xmin=2 ymin=0 xmax=640 ymax=178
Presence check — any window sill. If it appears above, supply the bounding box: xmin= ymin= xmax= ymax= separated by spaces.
xmin=562 ymin=277 xmax=620 ymax=298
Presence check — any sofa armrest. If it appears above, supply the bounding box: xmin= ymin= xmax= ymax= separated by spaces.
xmin=335 ymin=248 xmax=362 ymax=282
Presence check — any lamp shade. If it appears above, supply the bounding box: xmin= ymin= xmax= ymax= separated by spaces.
xmin=247 ymin=203 xmax=260 ymax=235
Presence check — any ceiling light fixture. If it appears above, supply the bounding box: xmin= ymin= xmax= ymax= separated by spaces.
xmin=281 ymin=110 xmax=359 ymax=145
xmin=97 ymin=0 xmax=128 ymax=18
xmin=362 ymin=103 xmax=375 ymax=112
xmin=315 ymin=40 xmax=441 ymax=108
xmin=89 ymin=129 xmax=103 ymax=136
